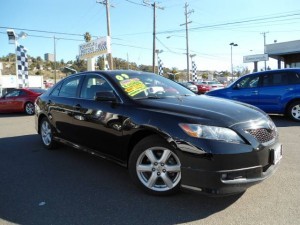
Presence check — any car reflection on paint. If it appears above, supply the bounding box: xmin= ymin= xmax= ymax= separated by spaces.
xmin=178 ymin=82 xmax=198 ymax=94
xmin=35 ymin=70 xmax=282 ymax=196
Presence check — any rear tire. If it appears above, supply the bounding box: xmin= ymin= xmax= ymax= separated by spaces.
xmin=287 ymin=101 xmax=300 ymax=121
xmin=40 ymin=117 xmax=57 ymax=150
xmin=129 ymin=135 xmax=181 ymax=196
xmin=25 ymin=102 xmax=35 ymax=115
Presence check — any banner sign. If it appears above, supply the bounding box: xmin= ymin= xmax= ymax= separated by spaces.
xmin=243 ymin=54 xmax=269 ymax=63
xmin=16 ymin=45 xmax=29 ymax=88
xmin=79 ymin=36 xmax=111 ymax=59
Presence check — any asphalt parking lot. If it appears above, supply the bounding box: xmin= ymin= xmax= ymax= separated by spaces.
xmin=0 ymin=114 xmax=299 ymax=225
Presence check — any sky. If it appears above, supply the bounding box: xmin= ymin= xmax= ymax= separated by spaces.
xmin=1 ymin=0 xmax=300 ymax=73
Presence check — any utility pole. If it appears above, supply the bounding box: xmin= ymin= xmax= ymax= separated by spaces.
xmin=143 ymin=1 xmax=164 ymax=73
xmin=180 ymin=2 xmax=193 ymax=81
xmin=54 ymin=36 xmax=57 ymax=84
xmin=97 ymin=0 xmax=113 ymax=70
xmin=261 ymin=31 xmax=269 ymax=71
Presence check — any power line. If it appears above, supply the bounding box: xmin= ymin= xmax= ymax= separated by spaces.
xmin=124 ymin=0 xmax=147 ymax=6
xmin=157 ymin=12 xmax=300 ymax=35
xmin=155 ymin=37 xmax=184 ymax=55
xmin=0 ymin=26 xmax=91 ymax=37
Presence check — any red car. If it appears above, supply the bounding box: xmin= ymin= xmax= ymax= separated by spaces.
xmin=0 ymin=88 xmax=45 ymax=115
xmin=189 ymin=81 xmax=211 ymax=94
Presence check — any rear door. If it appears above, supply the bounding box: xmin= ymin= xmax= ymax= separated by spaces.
xmin=258 ymin=72 xmax=289 ymax=113
xmin=47 ymin=75 xmax=83 ymax=142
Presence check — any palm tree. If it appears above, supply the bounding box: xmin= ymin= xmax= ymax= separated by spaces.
xmin=84 ymin=32 xmax=92 ymax=42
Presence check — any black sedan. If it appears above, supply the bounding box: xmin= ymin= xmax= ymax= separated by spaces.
xmin=35 ymin=71 xmax=282 ymax=196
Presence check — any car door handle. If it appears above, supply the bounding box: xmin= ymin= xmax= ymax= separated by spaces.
xmin=251 ymin=91 xmax=258 ymax=94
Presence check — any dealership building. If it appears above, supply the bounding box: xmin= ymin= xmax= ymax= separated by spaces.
xmin=265 ymin=39 xmax=300 ymax=69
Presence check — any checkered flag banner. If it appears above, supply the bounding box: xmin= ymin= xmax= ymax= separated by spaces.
xmin=158 ymin=57 xmax=164 ymax=76
xmin=192 ymin=61 xmax=198 ymax=82
xmin=104 ymin=58 xmax=110 ymax=70
xmin=16 ymin=45 xmax=29 ymax=87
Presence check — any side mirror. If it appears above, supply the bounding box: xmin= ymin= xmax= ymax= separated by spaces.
xmin=95 ymin=91 xmax=117 ymax=102
xmin=234 ymin=83 xmax=241 ymax=90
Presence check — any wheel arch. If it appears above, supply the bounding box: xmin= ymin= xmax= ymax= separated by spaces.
xmin=126 ymin=128 xmax=177 ymax=167
xmin=24 ymin=100 xmax=34 ymax=109
xmin=37 ymin=113 xmax=47 ymax=134
xmin=285 ymin=98 xmax=300 ymax=115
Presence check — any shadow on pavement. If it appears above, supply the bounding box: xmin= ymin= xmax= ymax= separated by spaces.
xmin=270 ymin=115 xmax=300 ymax=127
xmin=0 ymin=113 xmax=32 ymax=118
xmin=0 ymin=134 xmax=241 ymax=225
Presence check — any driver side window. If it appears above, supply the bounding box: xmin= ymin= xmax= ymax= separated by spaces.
xmin=80 ymin=75 xmax=113 ymax=100
xmin=236 ymin=75 xmax=259 ymax=88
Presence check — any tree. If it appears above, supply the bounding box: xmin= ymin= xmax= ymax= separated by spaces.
xmin=72 ymin=56 xmax=87 ymax=72
xmin=84 ymin=32 xmax=92 ymax=42
xmin=37 ymin=56 xmax=43 ymax=62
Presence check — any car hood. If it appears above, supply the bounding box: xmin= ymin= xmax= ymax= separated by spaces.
xmin=137 ymin=95 xmax=267 ymax=127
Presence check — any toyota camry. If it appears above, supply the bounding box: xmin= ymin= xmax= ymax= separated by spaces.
xmin=35 ymin=70 xmax=282 ymax=195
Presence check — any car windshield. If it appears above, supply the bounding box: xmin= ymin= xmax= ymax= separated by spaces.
xmin=111 ymin=72 xmax=195 ymax=99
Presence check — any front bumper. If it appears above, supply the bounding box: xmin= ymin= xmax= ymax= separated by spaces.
xmin=177 ymin=141 xmax=282 ymax=195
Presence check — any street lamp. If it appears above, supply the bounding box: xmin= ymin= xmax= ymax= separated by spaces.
xmin=229 ymin=42 xmax=238 ymax=76
xmin=155 ymin=49 xmax=163 ymax=74
xmin=7 ymin=29 xmax=28 ymax=88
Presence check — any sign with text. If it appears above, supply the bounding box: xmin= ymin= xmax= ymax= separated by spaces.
xmin=79 ymin=36 xmax=111 ymax=59
xmin=243 ymin=54 xmax=269 ymax=63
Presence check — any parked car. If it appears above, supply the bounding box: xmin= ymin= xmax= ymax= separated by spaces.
xmin=35 ymin=70 xmax=281 ymax=196
xmin=0 ymin=88 xmax=44 ymax=115
xmin=178 ymin=82 xmax=198 ymax=93
xmin=189 ymin=81 xmax=211 ymax=94
xmin=202 ymin=80 xmax=225 ymax=91
xmin=206 ymin=68 xmax=300 ymax=121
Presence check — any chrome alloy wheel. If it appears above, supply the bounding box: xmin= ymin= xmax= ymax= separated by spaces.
xmin=136 ymin=147 xmax=181 ymax=192
xmin=25 ymin=102 xmax=35 ymax=115
xmin=291 ymin=103 xmax=300 ymax=120
xmin=41 ymin=119 xmax=52 ymax=146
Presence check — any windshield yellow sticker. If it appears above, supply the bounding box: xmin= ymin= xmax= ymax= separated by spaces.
xmin=120 ymin=78 xmax=147 ymax=96
xmin=115 ymin=74 xmax=129 ymax=81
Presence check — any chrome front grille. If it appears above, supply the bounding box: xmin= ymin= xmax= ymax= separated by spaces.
xmin=246 ymin=128 xmax=276 ymax=144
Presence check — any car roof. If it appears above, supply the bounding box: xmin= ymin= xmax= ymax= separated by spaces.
xmin=246 ymin=68 xmax=300 ymax=76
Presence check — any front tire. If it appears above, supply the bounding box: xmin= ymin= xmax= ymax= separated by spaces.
xmin=287 ymin=101 xmax=300 ymax=121
xmin=40 ymin=117 xmax=57 ymax=150
xmin=25 ymin=102 xmax=35 ymax=115
xmin=129 ymin=135 xmax=181 ymax=195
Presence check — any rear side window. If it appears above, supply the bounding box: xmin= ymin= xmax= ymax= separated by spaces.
xmin=288 ymin=72 xmax=300 ymax=84
xmin=6 ymin=90 xmax=21 ymax=97
xmin=261 ymin=73 xmax=288 ymax=87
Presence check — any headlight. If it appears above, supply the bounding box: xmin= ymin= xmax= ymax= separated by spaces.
xmin=179 ymin=123 xmax=245 ymax=144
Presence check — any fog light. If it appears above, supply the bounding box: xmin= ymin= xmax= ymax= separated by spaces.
xmin=221 ymin=174 xmax=227 ymax=179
